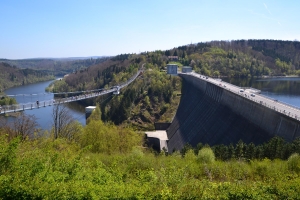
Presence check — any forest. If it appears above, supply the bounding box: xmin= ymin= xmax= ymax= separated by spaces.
xmin=0 ymin=62 xmax=55 ymax=94
xmin=50 ymin=40 xmax=300 ymax=129
xmin=0 ymin=57 xmax=109 ymax=76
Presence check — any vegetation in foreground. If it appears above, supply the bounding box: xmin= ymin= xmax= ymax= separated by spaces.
xmin=1 ymin=110 xmax=300 ymax=199
xmin=1 ymin=135 xmax=300 ymax=199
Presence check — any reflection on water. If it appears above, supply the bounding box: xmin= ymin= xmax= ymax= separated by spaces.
xmin=223 ymin=77 xmax=300 ymax=108
xmin=3 ymin=79 xmax=86 ymax=130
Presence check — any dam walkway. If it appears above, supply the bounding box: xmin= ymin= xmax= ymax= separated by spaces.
xmin=186 ymin=72 xmax=300 ymax=121
xmin=165 ymin=71 xmax=300 ymax=151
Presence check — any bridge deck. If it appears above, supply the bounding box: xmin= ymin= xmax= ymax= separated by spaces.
xmin=0 ymin=68 xmax=142 ymax=114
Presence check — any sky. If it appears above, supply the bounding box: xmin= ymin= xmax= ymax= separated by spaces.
xmin=1 ymin=0 xmax=299 ymax=59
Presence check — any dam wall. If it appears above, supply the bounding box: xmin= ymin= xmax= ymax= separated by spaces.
xmin=166 ymin=74 xmax=300 ymax=152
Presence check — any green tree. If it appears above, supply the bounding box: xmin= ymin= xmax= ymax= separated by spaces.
xmin=245 ymin=142 xmax=256 ymax=160
xmin=86 ymin=104 xmax=102 ymax=124
xmin=173 ymin=50 xmax=178 ymax=56
xmin=213 ymin=70 xmax=220 ymax=77
xmin=0 ymin=96 xmax=17 ymax=105
xmin=287 ymin=153 xmax=300 ymax=173
xmin=235 ymin=140 xmax=245 ymax=160
xmin=144 ymin=96 xmax=150 ymax=107
xmin=181 ymin=51 xmax=186 ymax=59
xmin=265 ymin=137 xmax=285 ymax=159
xmin=81 ymin=120 xmax=142 ymax=154
xmin=228 ymin=143 xmax=235 ymax=159
xmin=197 ymin=147 xmax=215 ymax=164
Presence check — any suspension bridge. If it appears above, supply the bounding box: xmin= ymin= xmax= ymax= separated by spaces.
xmin=0 ymin=68 xmax=143 ymax=115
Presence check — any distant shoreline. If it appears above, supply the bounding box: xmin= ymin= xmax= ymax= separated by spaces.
xmin=214 ymin=75 xmax=300 ymax=79
xmin=260 ymin=75 xmax=300 ymax=79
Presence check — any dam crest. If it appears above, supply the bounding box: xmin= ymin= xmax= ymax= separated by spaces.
xmin=165 ymin=72 xmax=300 ymax=152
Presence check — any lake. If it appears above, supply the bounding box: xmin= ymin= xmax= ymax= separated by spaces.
xmin=3 ymin=79 xmax=86 ymax=130
xmin=223 ymin=76 xmax=300 ymax=109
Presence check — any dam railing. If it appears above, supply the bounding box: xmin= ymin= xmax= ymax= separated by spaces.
xmin=258 ymin=93 xmax=300 ymax=111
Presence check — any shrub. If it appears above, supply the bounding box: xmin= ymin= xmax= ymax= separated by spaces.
xmin=81 ymin=120 xmax=142 ymax=154
xmin=287 ymin=153 xmax=300 ymax=173
xmin=197 ymin=147 xmax=215 ymax=164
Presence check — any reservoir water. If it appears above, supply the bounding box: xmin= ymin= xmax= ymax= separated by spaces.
xmin=2 ymin=76 xmax=300 ymax=130
xmin=4 ymin=79 xmax=86 ymax=130
xmin=223 ymin=77 xmax=300 ymax=109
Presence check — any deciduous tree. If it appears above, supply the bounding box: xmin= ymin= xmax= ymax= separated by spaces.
xmin=52 ymin=103 xmax=81 ymax=140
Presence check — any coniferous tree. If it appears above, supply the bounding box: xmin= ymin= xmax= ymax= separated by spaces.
xmin=228 ymin=144 xmax=235 ymax=160
xmin=173 ymin=50 xmax=178 ymax=56
xmin=245 ymin=142 xmax=256 ymax=160
xmin=235 ymin=140 xmax=245 ymax=160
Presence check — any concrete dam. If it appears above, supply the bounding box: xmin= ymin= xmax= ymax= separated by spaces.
xmin=166 ymin=73 xmax=300 ymax=152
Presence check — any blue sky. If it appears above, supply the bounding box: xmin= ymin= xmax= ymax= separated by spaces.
xmin=1 ymin=0 xmax=299 ymax=59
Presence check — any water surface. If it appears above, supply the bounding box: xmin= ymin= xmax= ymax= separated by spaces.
xmin=4 ymin=79 xmax=86 ymax=130
xmin=223 ymin=77 xmax=300 ymax=108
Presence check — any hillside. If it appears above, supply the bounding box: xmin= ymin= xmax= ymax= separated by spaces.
xmin=176 ymin=39 xmax=300 ymax=77
xmin=50 ymin=54 xmax=181 ymax=129
xmin=0 ymin=62 xmax=55 ymax=93
xmin=51 ymin=40 xmax=300 ymax=128
xmin=0 ymin=57 xmax=110 ymax=76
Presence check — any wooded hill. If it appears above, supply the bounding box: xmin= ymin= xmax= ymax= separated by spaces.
xmin=176 ymin=39 xmax=300 ymax=77
xmin=0 ymin=56 xmax=109 ymax=76
xmin=0 ymin=62 xmax=55 ymax=93
xmin=51 ymin=56 xmax=182 ymax=130
xmin=51 ymin=40 xmax=300 ymax=129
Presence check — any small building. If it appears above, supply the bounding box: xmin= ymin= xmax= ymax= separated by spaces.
xmin=182 ymin=66 xmax=192 ymax=73
xmin=145 ymin=130 xmax=168 ymax=152
xmin=167 ymin=64 xmax=178 ymax=75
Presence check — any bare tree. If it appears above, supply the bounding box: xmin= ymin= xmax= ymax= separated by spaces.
xmin=52 ymin=103 xmax=81 ymax=140
xmin=0 ymin=113 xmax=39 ymax=141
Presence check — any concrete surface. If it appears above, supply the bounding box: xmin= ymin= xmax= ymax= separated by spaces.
xmin=145 ymin=131 xmax=168 ymax=152
xmin=166 ymin=73 xmax=300 ymax=152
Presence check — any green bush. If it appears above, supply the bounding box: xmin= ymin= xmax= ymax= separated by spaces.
xmin=287 ymin=153 xmax=300 ymax=173
xmin=1 ymin=132 xmax=300 ymax=198
xmin=197 ymin=147 xmax=215 ymax=164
